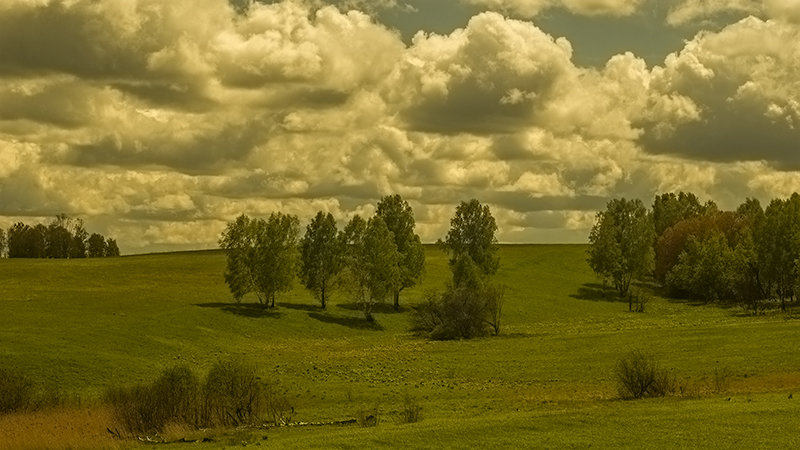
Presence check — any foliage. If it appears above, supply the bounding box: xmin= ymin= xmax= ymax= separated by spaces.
xmin=411 ymin=282 xmax=504 ymax=340
xmin=400 ymin=393 xmax=422 ymax=424
xmin=615 ymin=350 xmax=675 ymax=399
xmin=106 ymin=361 xmax=287 ymax=436
xmin=219 ymin=213 xmax=300 ymax=307
xmin=587 ymin=198 xmax=654 ymax=297
xmin=0 ymin=228 xmax=5 ymax=257
xmin=376 ymin=194 xmax=426 ymax=310
xmin=756 ymin=194 xmax=800 ymax=311
xmin=5 ymin=214 xmax=117 ymax=259
xmin=339 ymin=215 xmax=401 ymax=321
xmin=0 ymin=366 xmax=35 ymax=413
xmin=299 ymin=212 xmax=343 ymax=309
xmin=202 ymin=359 xmax=265 ymax=428
xmin=652 ymin=191 xmax=716 ymax=238
xmin=443 ymin=199 xmax=499 ymax=282
xmin=665 ymin=232 xmax=735 ymax=302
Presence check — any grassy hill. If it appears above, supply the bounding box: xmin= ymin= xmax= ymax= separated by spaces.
xmin=1 ymin=245 xmax=800 ymax=448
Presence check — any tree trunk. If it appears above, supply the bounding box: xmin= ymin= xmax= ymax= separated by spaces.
xmin=321 ymin=286 xmax=326 ymax=310
xmin=393 ymin=290 xmax=400 ymax=311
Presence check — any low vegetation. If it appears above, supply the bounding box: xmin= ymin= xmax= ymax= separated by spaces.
xmin=614 ymin=350 xmax=676 ymax=399
xmin=105 ymin=360 xmax=293 ymax=437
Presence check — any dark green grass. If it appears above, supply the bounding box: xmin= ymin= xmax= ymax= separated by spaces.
xmin=2 ymin=245 xmax=799 ymax=447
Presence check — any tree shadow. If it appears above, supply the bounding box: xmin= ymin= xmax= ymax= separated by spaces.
xmin=277 ymin=302 xmax=319 ymax=312
xmin=336 ymin=302 xmax=408 ymax=314
xmin=307 ymin=312 xmax=384 ymax=331
xmin=195 ymin=302 xmax=283 ymax=319
xmin=570 ymin=283 xmax=625 ymax=303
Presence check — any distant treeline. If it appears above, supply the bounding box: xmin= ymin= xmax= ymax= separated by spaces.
xmin=0 ymin=214 xmax=119 ymax=259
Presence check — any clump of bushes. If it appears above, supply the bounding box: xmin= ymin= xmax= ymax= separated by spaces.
xmin=105 ymin=360 xmax=293 ymax=436
xmin=615 ymin=350 xmax=676 ymax=399
xmin=0 ymin=366 xmax=66 ymax=414
xmin=411 ymin=283 xmax=504 ymax=340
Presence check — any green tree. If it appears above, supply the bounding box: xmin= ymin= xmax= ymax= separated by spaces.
xmin=0 ymin=228 xmax=5 ymax=257
xmin=340 ymin=215 xmax=400 ymax=321
xmin=756 ymin=194 xmax=800 ymax=311
xmin=665 ymin=232 xmax=734 ymax=302
xmin=105 ymin=238 xmax=121 ymax=257
xmin=652 ymin=192 xmax=716 ymax=238
xmin=588 ymin=198 xmax=655 ymax=297
xmin=219 ymin=213 xmax=300 ymax=308
xmin=86 ymin=233 xmax=107 ymax=257
xmin=299 ymin=212 xmax=342 ymax=309
xmin=376 ymin=195 xmax=425 ymax=310
xmin=443 ymin=199 xmax=499 ymax=286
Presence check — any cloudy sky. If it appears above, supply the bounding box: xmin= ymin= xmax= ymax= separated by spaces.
xmin=2 ymin=0 xmax=800 ymax=253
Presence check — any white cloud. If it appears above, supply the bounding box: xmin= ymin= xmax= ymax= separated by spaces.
xmin=666 ymin=0 xmax=761 ymax=26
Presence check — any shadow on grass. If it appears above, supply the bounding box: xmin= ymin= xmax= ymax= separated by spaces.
xmin=195 ymin=302 xmax=283 ymax=319
xmin=570 ymin=283 xmax=625 ymax=303
xmin=308 ymin=312 xmax=384 ymax=331
xmin=277 ymin=302 xmax=319 ymax=312
xmin=336 ymin=302 xmax=407 ymax=314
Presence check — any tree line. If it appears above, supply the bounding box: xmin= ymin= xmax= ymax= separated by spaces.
xmin=220 ymin=196 xmax=504 ymax=339
xmin=588 ymin=191 xmax=800 ymax=313
xmin=0 ymin=214 xmax=120 ymax=259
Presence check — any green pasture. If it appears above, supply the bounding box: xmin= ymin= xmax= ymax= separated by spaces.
xmin=1 ymin=245 xmax=799 ymax=448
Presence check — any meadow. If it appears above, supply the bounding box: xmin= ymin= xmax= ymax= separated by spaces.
xmin=1 ymin=245 xmax=799 ymax=448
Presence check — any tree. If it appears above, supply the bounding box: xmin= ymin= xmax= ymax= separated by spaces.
xmin=665 ymin=232 xmax=735 ymax=302
xmin=87 ymin=233 xmax=107 ymax=257
xmin=70 ymin=218 xmax=88 ymax=259
xmin=756 ymin=194 xmax=800 ymax=311
xmin=376 ymin=195 xmax=425 ymax=310
xmin=412 ymin=200 xmax=505 ymax=340
xmin=652 ymin=192 xmax=716 ymax=238
xmin=105 ymin=238 xmax=121 ymax=257
xmin=7 ymin=223 xmax=46 ymax=258
xmin=220 ymin=213 xmax=300 ymax=308
xmin=587 ymin=198 xmax=654 ymax=297
xmin=340 ymin=215 xmax=400 ymax=321
xmin=0 ymin=228 xmax=5 ymax=258
xmin=299 ymin=212 xmax=342 ymax=309
xmin=443 ymin=199 xmax=499 ymax=285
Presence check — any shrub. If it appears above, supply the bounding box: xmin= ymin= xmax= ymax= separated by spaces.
xmin=106 ymin=361 xmax=291 ymax=435
xmin=399 ymin=393 xmax=421 ymax=424
xmin=0 ymin=366 xmax=66 ymax=414
xmin=202 ymin=359 xmax=265 ymax=427
xmin=0 ymin=366 xmax=36 ymax=413
xmin=356 ymin=403 xmax=380 ymax=427
xmin=615 ymin=350 xmax=675 ymax=399
xmin=411 ymin=283 xmax=504 ymax=340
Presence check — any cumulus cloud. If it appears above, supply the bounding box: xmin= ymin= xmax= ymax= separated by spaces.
xmin=638 ymin=17 xmax=800 ymax=168
xmin=387 ymin=12 xmax=574 ymax=133
xmin=2 ymin=0 xmax=800 ymax=252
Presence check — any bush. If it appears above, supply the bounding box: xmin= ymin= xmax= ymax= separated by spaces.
xmin=202 ymin=360 xmax=264 ymax=427
xmin=106 ymin=361 xmax=292 ymax=435
xmin=356 ymin=403 xmax=380 ymax=427
xmin=0 ymin=366 xmax=66 ymax=414
xmin=615 ymin=350 xmax=676 ymax=399
xmin=0 ymin=366 xmax=36 ymax=413
xmin=399 ymin=393 xmax=421 ymax=424
xmin=411 ymin=283 xmax=504 ymax=340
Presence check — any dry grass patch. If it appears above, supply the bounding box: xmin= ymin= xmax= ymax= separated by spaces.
xmin=0 ymin=405 xmax=123 ymax=450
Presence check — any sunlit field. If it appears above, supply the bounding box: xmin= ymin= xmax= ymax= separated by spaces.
xmin=2 ymin=245 xmax=800 ymax=448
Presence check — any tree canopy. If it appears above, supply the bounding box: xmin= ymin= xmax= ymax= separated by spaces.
xmin=443 ymin=199 xmax=499 ymax=285
xmin=587 ymin=198 xmax=654 ymax=297
xmin=299 ymin=212 xmax=342 ymax=309
xmin=376 ymin=194 xmax=425 ymax=310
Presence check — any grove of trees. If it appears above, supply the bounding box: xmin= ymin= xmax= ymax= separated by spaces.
xmin=219 ymin=196 xmax=504 ymax=338
xmin=220 ymin=195 xmax=427 ymax=323
xmin=588 ymin=191 xmax=800 ymax=314
xmin=2 ymin=214 xmax=119 ymax=259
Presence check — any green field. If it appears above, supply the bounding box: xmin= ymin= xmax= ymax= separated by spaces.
xmin=2 ymin=245 xmax=800 ymax=448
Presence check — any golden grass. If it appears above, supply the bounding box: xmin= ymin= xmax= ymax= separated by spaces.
xmin=0 ymin=405 xmax=125 ymax=450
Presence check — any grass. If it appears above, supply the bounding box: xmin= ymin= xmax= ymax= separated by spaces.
xmin=1 ymin=245 xmax=800 ymax=448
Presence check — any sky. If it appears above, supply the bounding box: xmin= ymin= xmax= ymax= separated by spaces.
xmin=2 ymin=0 xmax=800 ymax=253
